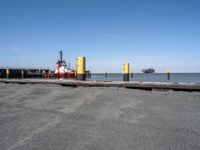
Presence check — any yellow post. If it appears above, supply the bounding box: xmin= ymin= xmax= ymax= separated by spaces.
xmin=76 ymin=56 xmax=86 ymax=80
xmin=6 ymin=68 xmax=10 ymax=79
xmin=167 ymin=67 xmax=170 ymax=81
xmin=123 ymin=63 xmax=129 ymax=81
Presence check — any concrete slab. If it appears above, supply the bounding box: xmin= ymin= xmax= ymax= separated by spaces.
xmin=0 ymin=83 xmax=200 ymax=150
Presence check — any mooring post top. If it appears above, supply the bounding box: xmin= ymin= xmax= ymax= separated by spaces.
xmin=167 ymin=67 xmax=170 ymax=73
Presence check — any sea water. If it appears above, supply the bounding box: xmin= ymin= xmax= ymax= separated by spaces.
xmin=91 ymin=73 xmax=200 ymax=83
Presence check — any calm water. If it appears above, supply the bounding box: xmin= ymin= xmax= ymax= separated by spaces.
xmin=91 ymin=73 xmax=200 ymax=83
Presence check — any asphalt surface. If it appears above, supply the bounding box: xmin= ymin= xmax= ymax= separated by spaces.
xmin=0 ymin=83 xmax=200 ymax=150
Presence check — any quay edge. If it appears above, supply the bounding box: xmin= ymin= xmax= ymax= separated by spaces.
xmin=0 ymin=79 xmax=200 ymax=92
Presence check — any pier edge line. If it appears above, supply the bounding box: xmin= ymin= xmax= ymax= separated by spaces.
xmin=0 ymin=79 xmax=200 ymax=92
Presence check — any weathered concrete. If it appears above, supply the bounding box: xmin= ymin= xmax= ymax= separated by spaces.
xmin=0 ymin=83 xmax=200 ymax=150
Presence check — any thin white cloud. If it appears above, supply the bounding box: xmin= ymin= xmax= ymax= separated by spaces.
xmin=10 ymin=47 xmax=19 ymax=51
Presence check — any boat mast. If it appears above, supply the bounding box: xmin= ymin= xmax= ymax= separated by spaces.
xmin=59 ymin=50 xmax=63 ymax=63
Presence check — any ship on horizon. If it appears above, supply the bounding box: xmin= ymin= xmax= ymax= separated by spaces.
xmin=142 ymin=68 xmax=155 ymax=73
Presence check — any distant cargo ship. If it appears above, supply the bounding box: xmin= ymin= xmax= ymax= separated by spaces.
xmin=142 ymin=68 xmax=155 ymax=73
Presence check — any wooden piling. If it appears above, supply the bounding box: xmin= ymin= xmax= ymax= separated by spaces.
xmin=131 ymin=72 xmax=133 ymax=78
xmin=6 ymin=69 xmax=10 ymax=79
xmin=167 ymin=67 xmax=170 ymax=81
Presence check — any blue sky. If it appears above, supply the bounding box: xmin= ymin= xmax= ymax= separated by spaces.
xmin=0 ymin=0 xmax=200 ymax=73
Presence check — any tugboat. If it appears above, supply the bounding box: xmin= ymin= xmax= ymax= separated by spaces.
xmin=53 ymin=51 xmax=75 ymax=78
xmin=142 ymin=68 xmax=155 ymax=73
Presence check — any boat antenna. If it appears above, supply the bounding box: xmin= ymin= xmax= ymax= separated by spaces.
xmin=59 ymin=50 xmax=63 ymax=62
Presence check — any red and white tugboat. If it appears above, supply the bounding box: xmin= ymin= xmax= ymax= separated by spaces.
xmin=53 ymin=51 xmax=75 ymax=79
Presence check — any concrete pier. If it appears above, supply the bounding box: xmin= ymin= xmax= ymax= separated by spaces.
xmin=0 ymin=83 xmax=200 ymax=150
xmin=0 ymin=79 xmax=200 ymax=92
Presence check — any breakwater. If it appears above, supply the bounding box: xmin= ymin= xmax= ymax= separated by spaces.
xmin=0 ymin=68 xmax=50 ymax=78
